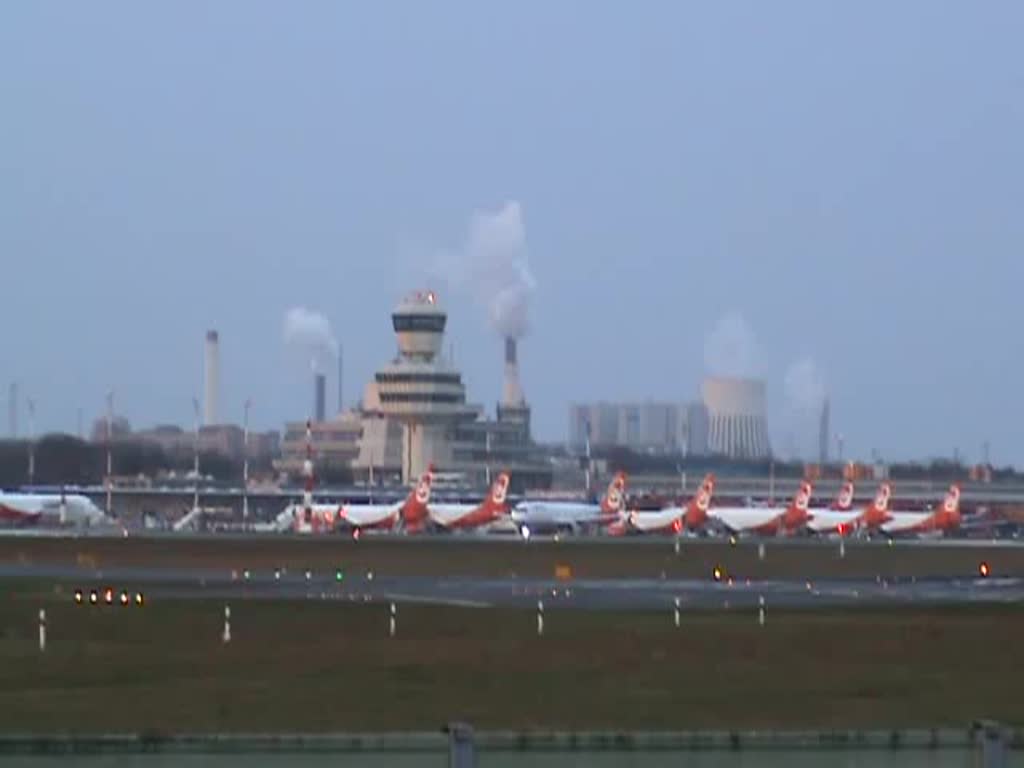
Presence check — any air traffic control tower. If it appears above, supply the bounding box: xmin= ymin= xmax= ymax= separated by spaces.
xmin=374 ymin=291 xmax=478 ymax=483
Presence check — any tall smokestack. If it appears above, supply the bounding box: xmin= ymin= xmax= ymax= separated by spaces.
xmin=204 ymin=330 xmax=220 ymax=426
xmin=818 ymin=397 xmax=830 ymax=464
xmin=7 ymin=382 xmax=16 ymax=438
xmin=314 ymin=373 xmax=326 ymax=422
xmin=342 ymin=348 xmax=350 ymax=417
xmin=502 ymin=337 xmax=525 ymax=406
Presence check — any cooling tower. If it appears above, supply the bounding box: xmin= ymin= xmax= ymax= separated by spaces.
xmin=314 ymin=373 xmax=326 ymax=422
xmin=204 ymin=330 xmax=220 ymax=426
xmin=701 ymin=377 xmax=771 ymax=460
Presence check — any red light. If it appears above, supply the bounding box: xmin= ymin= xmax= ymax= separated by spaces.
xmin=979 ymin=562 xmax=990 ymax=578
xmin=352 ymin=528 xmax=361 ymax=541
xmin=104 ymin=588 xmax=113 ymax=605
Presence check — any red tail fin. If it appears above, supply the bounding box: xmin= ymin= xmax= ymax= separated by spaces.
xmin=782 ymin=480 xmax=813 ymax=531
xmin=600 ymin=472 xmax=627 ymax=515
xmin=936 ymin=484 xmax=961 ymax=529
xmin=833 ymin=481 xmax=855 ymax=511
xmin=401 ymin=465 xmax=434 ymax=527
xmin=685 ymin=474 xmax=715 ymax=529
xmin=483 ymin=471 xmax=511 ymax=516
xmin=859 ymin=482 xmax=891 ymax=529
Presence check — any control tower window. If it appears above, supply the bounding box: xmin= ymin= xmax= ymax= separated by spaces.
xmin=392 ymin=314 xmax=446 ymax=333
xmin=376 ymin=373 xmax=462 ymax=385
xmin=379 ymin=392 xmax=464 ymax=404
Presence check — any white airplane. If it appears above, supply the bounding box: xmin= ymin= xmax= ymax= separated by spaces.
xmin=0 ymin=491 xmax=110 ymax=527
xmin=806 ymin=482 xmax=892 ymax=535
xmin=428 ymin=472 xmax=511 ymax=530
xmin=709 ymin=480 xmax=814 ymax=535
xmin=268 ymin=499 xmax=345 ymax=534
xmin=510 ymin=472 xmax=627 ymax=535
xmin=880 ymin=484 xmax=962 ymax=536
xmin=266 ymin=468 xmax=434 ymax=535
xmin=607 ymin=473 xmax=716 ymax=535
xmin=337 ymin=467 xmax=434 ymax=533
xmin=797 ymin=480 xmax=857 ymax=534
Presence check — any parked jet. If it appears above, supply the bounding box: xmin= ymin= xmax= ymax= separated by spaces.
xmin=428 ymin=471 xmax=511 ymax=530
xmin=0 ymin=490 xmax=109 ymax=527
xmin=510 ymin=472 xmax=627 ymax=535
xmin=606 ymin=474 xmax=716 ymax=535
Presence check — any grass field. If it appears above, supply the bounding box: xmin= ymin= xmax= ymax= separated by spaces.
xmin=1 ymin=535 xmax=1021 ymax=581
xmin=1 ymin=587 xmax=1021 ymax=732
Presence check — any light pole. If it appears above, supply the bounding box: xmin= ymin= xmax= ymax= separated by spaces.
xmin=485 ymin=429 xmax=492 ymax=487
xmin=584 ymin=418 xmax=592 ymax=498
xmin=192 ymin=397 xmax=201 ymax=514
xmin=242 ymin=398 xmax=252 ymax=523
xmin=105 ymin=391 xmax=114 ymax=516
xmin=26 ymin=397 xmax=36 ymax=486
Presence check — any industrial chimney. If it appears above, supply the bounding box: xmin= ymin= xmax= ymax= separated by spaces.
xmin=7 ymin=382 xmax=17 ymax=438
xmin=342 ymin=348 xmax=350 ymax=417
xmin=502 ymin=337 xmax=525 ymax=407
xmin=818 ymin=397 xmax=831 ymax=464
xmin=314 ymin=373 xmax=326 ymax=422
xmin=204 ymin=330 xmax=220 ymax=426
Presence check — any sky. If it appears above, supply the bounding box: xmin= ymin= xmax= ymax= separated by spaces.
xmin=1 ymin=1 xmax=1022 ymax=466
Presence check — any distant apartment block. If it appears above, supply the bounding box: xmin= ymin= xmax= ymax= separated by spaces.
xmin=568 ymin=401 xmax=709 ymax=456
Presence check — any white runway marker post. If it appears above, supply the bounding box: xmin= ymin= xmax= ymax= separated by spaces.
xmin=674 ymin=537 xmax=680 ymax=556
xmin=758 ymin=542 xmax=766 ymax=561
xmin=839 ymin=538 xmax=846 ymax=559
xmin=758 ymin=595 xmax=765 ymax=627
xmin=389 ymin=602 xmax=396 ymax=638
xmin=38 ymin=609 xmax=46 ymax=652
xmin=222 ymin=604 xmax=231 ymax=644
xmin=674 ymin=597 xmax=681 ymax=628
xmin=536 ymin=599 xmax=544 ymax=637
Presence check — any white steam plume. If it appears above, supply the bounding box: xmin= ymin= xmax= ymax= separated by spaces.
xmin=784 ymin=357 xmax=826 ymax=414
xmin=704 ymin=311 xmax=758 ymax=377
xmin=438 ymin=200 xmax=536 ymax=338
xmin=283 ymin=307 xmax=338 ymax=372
xmin=783 ymin=356 xmax=828 ymax=459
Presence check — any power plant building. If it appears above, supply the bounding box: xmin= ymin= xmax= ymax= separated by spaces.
xmin=568 ymin=380 xmax=771 ymax=460
xmin=279 ymin=291 xmax=551 ymax=491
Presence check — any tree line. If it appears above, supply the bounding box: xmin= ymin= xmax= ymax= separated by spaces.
xmin=0 ymin=435 xmax=270 ymax=488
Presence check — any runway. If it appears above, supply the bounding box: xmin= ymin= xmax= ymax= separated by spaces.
xmin=2 ymin=527 xmax=1024 ymax=547
xmin=4 ymin=562 xmax=1023 ymax=610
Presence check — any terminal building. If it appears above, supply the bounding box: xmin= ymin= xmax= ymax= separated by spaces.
xmin=279 ymin=291 xmax=551 ymax=491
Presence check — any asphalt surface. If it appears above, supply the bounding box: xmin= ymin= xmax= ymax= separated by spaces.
xmin=4 ymin=527 xmax=1024 ymax=546
xmin=5 ymin=562 xmax=1023 ymax=610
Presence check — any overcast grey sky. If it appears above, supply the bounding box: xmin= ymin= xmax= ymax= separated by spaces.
xmin=2 ymin=2 xmax=1022 ymax=465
